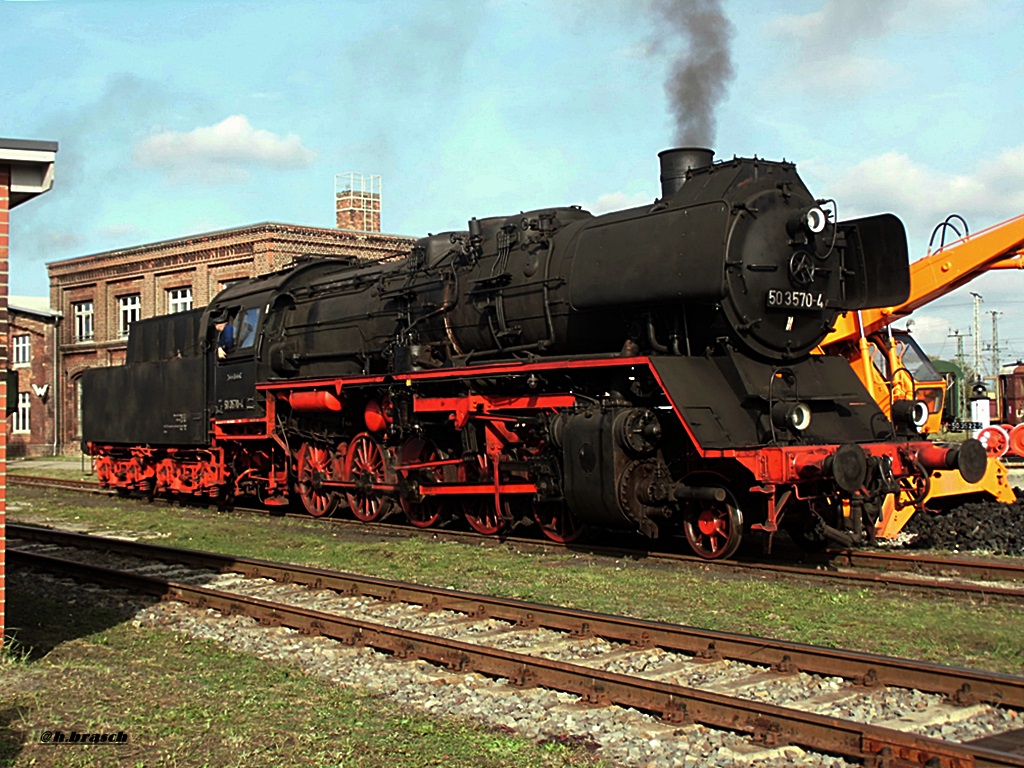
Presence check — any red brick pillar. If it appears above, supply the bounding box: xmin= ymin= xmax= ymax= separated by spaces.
xmin=0 ymin=164 xmax=9 ymax=644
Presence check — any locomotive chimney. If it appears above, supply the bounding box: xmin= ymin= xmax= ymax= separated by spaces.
xmin=658 ymin=147 xmax=714 ymax=198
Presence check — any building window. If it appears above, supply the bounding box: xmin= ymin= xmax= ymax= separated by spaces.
xmin=13 ymin=334 xmax=31 ymax=365
xmin=167 ymin=287 xmax=192 ymax=314
xmin=118 ymin=294 xmax=141 ymax=337
xmin=74 ymin=300 xmax=94 ymax=342
xmin=12 ymin=392 xmax=30 ymax=434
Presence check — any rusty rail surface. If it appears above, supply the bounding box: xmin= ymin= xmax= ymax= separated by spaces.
xmin=9 ymin=543 xmax=1024 ymax=768
xmin=9 ymin=523 xmax=1024 ymax=709
xmin=10 ymin=474 xmax=113 ymax=495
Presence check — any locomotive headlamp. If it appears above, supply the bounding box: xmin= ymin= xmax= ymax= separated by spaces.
xmin=771 ymin=401 xmax=812 ymax=432
xmin=891 ymin=399 xmax=929 ymax=430
xmin=911 ymin=401 xmax=929 ymax=428
xmin=804 ymin=206 xmax=827 ymax=234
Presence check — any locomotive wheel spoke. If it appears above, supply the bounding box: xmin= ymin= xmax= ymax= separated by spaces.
xmin=534 ymin=501 xmax=583 ymax=544
xmin=458 ymin=460 xmax=508 ymax=535
xmin=399 ymin=438 xmax=444 ymax=529
xmin=296 ymin=443 xmax=339 ymax=518
xmin=464 ymin=498 xmax=503 ymax=535
xmin=344 ymin=433 xmax=395 ymax=523
xmin=682 ymin=486 xmax=744 ymax=560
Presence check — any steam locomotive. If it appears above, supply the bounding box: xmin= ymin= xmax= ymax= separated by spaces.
xmin=82 ymin=148 xmax=987 ymax=559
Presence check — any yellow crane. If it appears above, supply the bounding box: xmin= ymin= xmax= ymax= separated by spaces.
xmin=820 ymin=213 xmax=1024 ymax=537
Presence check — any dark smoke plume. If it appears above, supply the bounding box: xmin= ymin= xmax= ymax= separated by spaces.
xmin=654 ymin=0 xmax=735 ymax=146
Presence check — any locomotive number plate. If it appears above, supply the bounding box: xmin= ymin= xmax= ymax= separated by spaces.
xmin=766 ymin=289 xmax=825 ymax=310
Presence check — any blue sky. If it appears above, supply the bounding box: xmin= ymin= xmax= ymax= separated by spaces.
xmin=4 ymin=0 xmax=1024 ymax=372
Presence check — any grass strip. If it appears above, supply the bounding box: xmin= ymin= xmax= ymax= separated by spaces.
xmin=8 ymin=481 xmax=1024 ymax=676
xmin=1 ymin=578 xmax=603 ymax=768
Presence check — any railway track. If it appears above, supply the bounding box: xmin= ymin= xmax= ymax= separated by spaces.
xmin=8 ymin=523 xmax=1024 ymax=767
xmin=11 ymin=473 xmax=1024 ymax=604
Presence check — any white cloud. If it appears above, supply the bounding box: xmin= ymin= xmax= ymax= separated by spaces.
xmin=823 ymin=147 xmax=1024 ymax=244
xmin=133 ymin=115 xmax=315 ymax=183
xmin=903 ymin=313 xmax=958 ymax=349
xmin=819 ymin=150 xmax=1024 ymax=361
xmin=765 ymin=0 xmax=979 ymax=94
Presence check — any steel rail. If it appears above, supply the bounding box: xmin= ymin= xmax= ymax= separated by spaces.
xmin=10 ymin=475 xmax=1024 ymax=597
xmin=10 ymin=547 xmax=1024 ymax=768
xmin=830 ymin=549 xmax=1024 ymax=582
xmin=10 ymin=475 xmax=112 ymax=495
xmin=9 ymin=523 xmax=1024 ymax=710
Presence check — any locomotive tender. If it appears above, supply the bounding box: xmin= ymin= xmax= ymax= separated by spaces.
xmin=83 ymin=148 xmax=987 ymax=559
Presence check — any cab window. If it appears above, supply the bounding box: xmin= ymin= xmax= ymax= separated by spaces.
xmin=237 ymin=307 xmax=260 ymax=349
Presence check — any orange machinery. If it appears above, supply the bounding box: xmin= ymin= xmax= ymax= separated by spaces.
xmin=820 ymin=213 xmax=1024 ymax=536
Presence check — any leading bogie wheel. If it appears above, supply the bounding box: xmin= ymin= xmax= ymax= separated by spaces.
xmin=681 ymin=486 xmax=744 ymax=560
xmin=296 ymin=442 xmax=339 ymax=518
xmin=344 ymin=433 xmax=395 ymax=523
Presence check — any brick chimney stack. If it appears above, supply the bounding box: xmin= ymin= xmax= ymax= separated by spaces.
xmin=335 ymin=173 xmax=381 ymax=233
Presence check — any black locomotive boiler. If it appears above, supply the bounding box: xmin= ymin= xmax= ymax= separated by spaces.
xmin=82 ymin=148 xmax=987 ymax=558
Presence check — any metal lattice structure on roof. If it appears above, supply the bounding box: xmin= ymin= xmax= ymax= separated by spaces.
xmin=335 ymin=172 xmax=382 ymax=233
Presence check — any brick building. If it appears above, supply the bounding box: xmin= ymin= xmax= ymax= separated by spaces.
xmin=8 ymin=296 xmax=60 ymax=457
xmin=1 ymin=137 xmax=58 ymax=646
xmin=48 ymin=220 xmax=414 ymax=452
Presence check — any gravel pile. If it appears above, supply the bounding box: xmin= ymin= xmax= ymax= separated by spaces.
xmin=905 ymin=498 xmax=1024 ymax=555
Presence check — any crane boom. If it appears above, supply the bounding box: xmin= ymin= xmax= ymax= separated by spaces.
xmin=826 ymin=213 xmax=1024 ymax=345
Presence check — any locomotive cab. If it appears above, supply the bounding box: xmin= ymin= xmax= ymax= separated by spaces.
xmin=206 ymin=289 xmax=271 ymax=421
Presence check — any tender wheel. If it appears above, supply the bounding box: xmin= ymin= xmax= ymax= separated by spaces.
xmin=296 ymin=442 xmax=339 ymax=518
xmin=344 ymin=433 xmax=395 ymax=523
xmin=681 ymin=486 xmax=744 ymax=560
xmin=398 ymin=438 xmax=444 ymax=529
xmin=534 ymin=501 xmax=583 ymax=544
